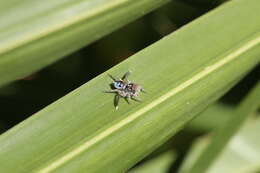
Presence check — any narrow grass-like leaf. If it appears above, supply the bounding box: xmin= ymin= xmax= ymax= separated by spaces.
xmin=179 ymin=82 xmax=260 ymax=173
xmin=187 ymin=102 xmax=233 ymax=132
xmin=0 ymin=0 xmax=260 ymax=172
xmin=0 ymin=0 xmax=170 ymax=87
xmin=128 ymin=151 xmax=176 ymax=173
xmin=179 ymin=115 xmax=260 ymax=173
xmin=208 ymin=116 xmax=260 ymax=173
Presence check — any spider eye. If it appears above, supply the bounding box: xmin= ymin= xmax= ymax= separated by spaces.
xmin=114 ymin=82 xmax=123 ymax=88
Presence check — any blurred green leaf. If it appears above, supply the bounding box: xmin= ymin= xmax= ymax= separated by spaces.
xmin=208 ymin=116 xmax=260 ymax=173
xmin=0 ymin=0 xmax=260 ymax=172
xmin=187 ymin=102 xmax=233 ymax=132
xmin=0 ymin=0 xmax=170 ymax=87
xmin=179 ymin=82 xmax=260 ymax=173
xmin=128 ymin=151 xmax=176 ymax=173
xmin=179 ymin=114 xmax=260 ymax=173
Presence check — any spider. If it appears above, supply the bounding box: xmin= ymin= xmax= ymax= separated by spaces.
xmin=105 ymin=71 xmax=145 ymax=110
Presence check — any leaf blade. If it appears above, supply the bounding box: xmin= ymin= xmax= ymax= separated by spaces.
xmin=0 ymin=0 xmax=260 ymax=172
xmin=0 ymin=0 xmax=170 ymax=87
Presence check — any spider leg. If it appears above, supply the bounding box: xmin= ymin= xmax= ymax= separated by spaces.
xmin=141 ymin=88 xmax=146 ymax=93
xmin=122 ymin=71 xmax=131 ymax=83
xmin=108 ymin=74 xmax=117 ymax=81
xmin=131 ymin=96 xmax=142 ymax=102
xmin=124 ymin=95 xmax=131 ymax=104
xmin=104 ymin=89 xmax=118 ymax=93
xmin=114 ymin=95 xmax=120 ymax=110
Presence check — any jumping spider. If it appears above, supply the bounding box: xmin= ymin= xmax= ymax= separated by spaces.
xmin=105 ymin=71 xmax=145 ymax=110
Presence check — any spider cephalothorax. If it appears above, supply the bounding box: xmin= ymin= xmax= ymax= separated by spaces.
xmin=105 ymin=71 xmax=145 ymax=109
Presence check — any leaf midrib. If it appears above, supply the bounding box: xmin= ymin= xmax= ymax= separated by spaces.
xmin=36 ymin=32 xmax=260 ymax=173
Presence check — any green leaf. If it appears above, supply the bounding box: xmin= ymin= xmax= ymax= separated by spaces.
xmin=179 ymin=114 xmax=260 ymax=173
xmin=128 ymin=151 xmax=177 ymax=173
xmin=208 ymin=116 xmax=260 ymax=173
xmin=178 ymin=81 xmax=260 ymax=173
xmin=187 ymin=102 xmax=233 ymax=132
xmin=0 ymin=0 xmax=170 ymax=87
xmin=0 ymin=0 xmax=259 ymax=172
